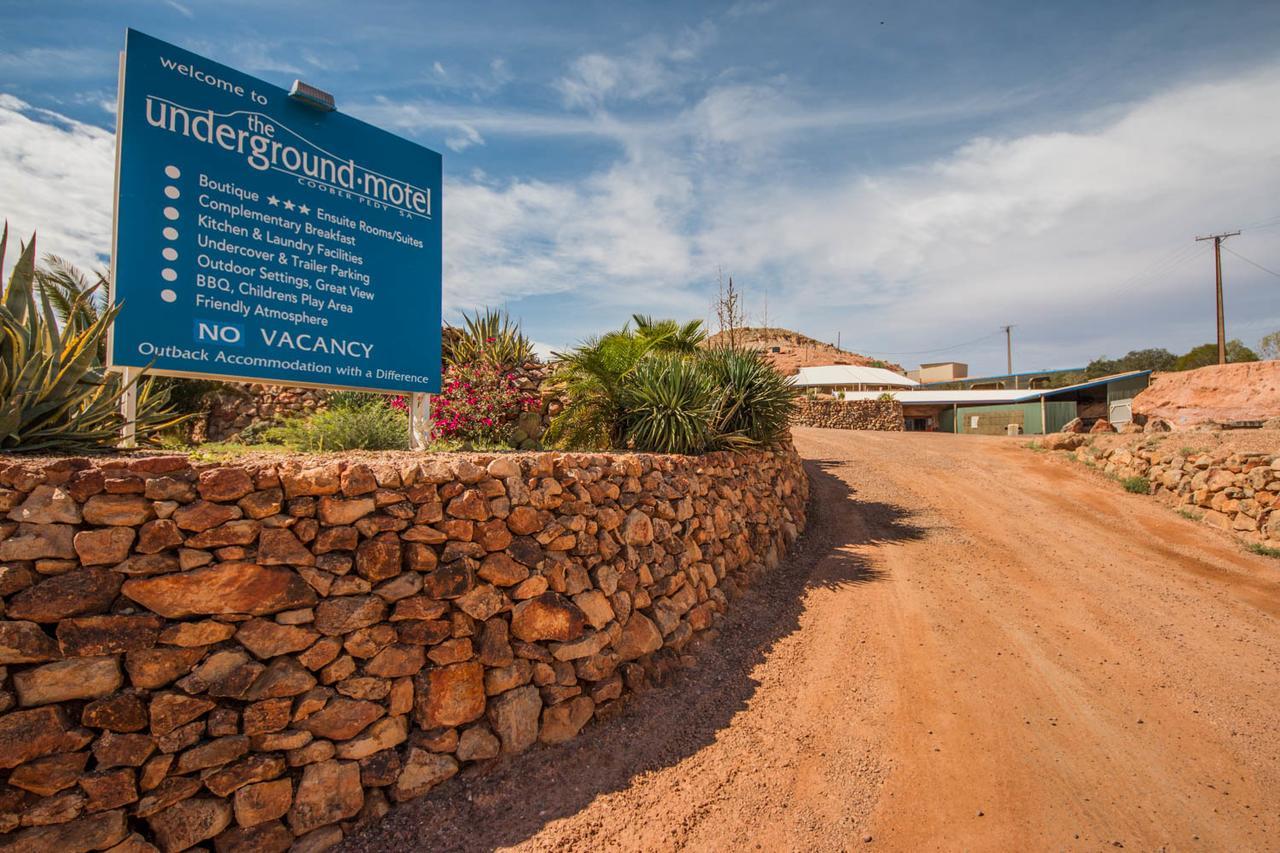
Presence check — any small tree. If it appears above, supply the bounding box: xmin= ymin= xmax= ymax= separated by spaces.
xmin=1260 ymin=331 xmax=1280 ymax=361
xmin=712 ymin=269 xmax=745 ymax=348
xmin=1173 ymin=340 xmax=1259 ymax=371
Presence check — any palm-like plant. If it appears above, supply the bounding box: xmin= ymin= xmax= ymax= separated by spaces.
xmin=620 ymin=353 xmax=716 ymax=453
xmin=443 ymin=308 xmax=534 ymax=370
xmin=632 ymin=314 xmax=707 ymax=354
xmin=544 ymin=329 xmax=654 ymax=450
xmin=0 ymin=224 xmax=182 ymax=450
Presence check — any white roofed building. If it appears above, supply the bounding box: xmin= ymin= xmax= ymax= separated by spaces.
xmin=792 ymin=365 xmax=919 ymax=396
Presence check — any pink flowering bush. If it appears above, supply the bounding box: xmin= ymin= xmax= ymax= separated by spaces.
xmin=431 ymin=362 xmax=538 ymax=445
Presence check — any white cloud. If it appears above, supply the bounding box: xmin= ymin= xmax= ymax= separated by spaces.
xmin=554 ymin=24 xmax=716 ymax=110
xmin=0 ymin=95 xmax=115 ymax=273
xmin=444 ymin=123 xmax=484 ymax=152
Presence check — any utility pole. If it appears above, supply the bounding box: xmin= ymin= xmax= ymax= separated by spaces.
xmin=1195 ymin=230 xmax=1240 ymax=365
xmin=1001 ymin=325 xmax=1014 ymax=378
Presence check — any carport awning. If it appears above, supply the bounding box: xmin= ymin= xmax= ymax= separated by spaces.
xmin=839 ymin=370 xmax=1151 ymax=407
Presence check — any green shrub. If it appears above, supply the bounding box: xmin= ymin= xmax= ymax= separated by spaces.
xmin=326 ymin=390 xmax=384 ymax=411
xmin=266 ymin=401 xmax=408 ymax=451
xmin=1247 ymin=542 xmax=1280 ymax=559
xmin=700 ymin=346 xmax=799 ymax=448
xmin=620 ymin=354 xmax=716 ymax=454
xmin=0 ymin=225 xmax=182 ymax=450
xmin=1121 ymin=476 xmax=1152 ymax=494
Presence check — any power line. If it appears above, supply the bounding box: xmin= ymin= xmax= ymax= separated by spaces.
xmin=1195 ymin=230 xmax=1240 ymax=366
xmin=853 ymin=329 xmax=1005 ymax=357
xmin=1223 ymin=245 xmax=1280 ymax=279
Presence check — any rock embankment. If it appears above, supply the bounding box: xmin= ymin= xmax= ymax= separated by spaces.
xmin=1133 ymin=361 xmax=1280 ymax=428
xmin=1040 ymin=433 xmax=1280 ymax=546
xmin=793 ymin=399 xmax=903 ymax=431
xmin=0 ymin=447 xmax=807 ymax=851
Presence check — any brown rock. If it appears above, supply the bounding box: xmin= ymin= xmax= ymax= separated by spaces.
xmin=238 ymin=488 xmax=284 ymax=520
xmin=234 ymin=619 xmax=319 ymax=659
xmin=158 ymin=620 xmax=235 ymax=647
xmin=145 ymin=476 xmax=196 ymax=502
xmin=171 ymin=500 xmax=241 ymax=532
xmin=7 ymin=569 xmax=121 ymax=623
xmin=93 ymin=732 xmax=156 ymax=769
xmin=539 ymin=695 xmax=594 ymax=744
xmin=475 ymin=519 xmax=512 ymax=552
xmin=213 ymin=820 xmax=293 ymax=853
xmin=487 ymin=685 xmax=542 ymax=754
xmin=240 ymin=698 xmax=290 ymax=735
xmin=357 ymin=749 xmax=401 ymax=787
xmin=573 ymin=589 xmax=615 ymax=629
xmin=125 ymin=647 xmax=204 ymax=690
xmin=79 ymin=768 xmax=137 ymax=812
xmin=365 ymin=644 xmax=425 ymax=678
xmin=0 ymin=620 xmax=59 ymax=664
xmin=82 ymin=495 xmax=153 ymax=527
xmin=198 ymin=468 xmax=254 ymax=502
xmin=313 ymin=595 xmax=385 ymax=636
xmin=246 ymin=657 xmax=318 ymax=699
xmin=138 ymin=754 xmax=173 ymax=791
xmin=427 ymin=638 xmax=473 ymax=666
xmin=478 ymin=552 xmax=529 ymax=586
xmin=82 ymin=692 xmax=148 ymax=732
xmin=621 ymin=509 xmax=654 ymax=545
xmin=0 ymin=563 xmax=35 ymax=596
xmin=73 ymin=528 xmax=135 ymax=566
xmin=147 ymin=797 xmax=232 ymax=853
xmin=280 ymin=465 xmax=342 ymax=499
xmin=355 ymin=532 xmax=401 ymax=582
xmin=456 ymin=583 xmax=507 ymax=621
xmin=256 ymin=529 xmax=315 ymax=567
xmin=287 ymin=759 xmax=363 ymax=835
xmin=391 ymin=747 xmax=457 ymax=802
xmin=297 ymin=637 xmax=342 ymax=671
xmin=233 ymin=778 xmax=292 ymax=828
xmin=316 ymin=496 xmax=375 ymax=526
xmin=506 ymin=506 xmax=541 ymax=535
xmin=111 ymin=554 xmax=180 ymax=577
xmin=333 ymin=715 xmax=408 ymax=760
xmin=14 ymin=656 xmax=122 ymax=706
xmin=615 ymin=612 xmax=663 ymax=661
xmin=456 ymin=725 xmax=501 ymax=761
xmin=390 ymin=595 xmax=447 ymax=622
xmin=133 ymin=776 xmax=201 ymax=818
xmin=0 ymin=809 xmax=127 ymax=853
xmin=185 ymin=520 xmax=261 ymax=549
xmin=312 ymin=526 xmax=358 ymax=554
xmin=203 ymin=754 xmax=286 ymax=798
xmin=175 ymin=735 xmax=249 ymax=774
xmin=7 ymin=485 xmax=82 ymax=524
xmin=150 ymin=693 xmax=216 ymax=736
xmin=422 ymin=561 xmax=473 ymax=599
xmin=301 ymin=698 xmax=384 ymax=740
xmin=0 ymin=522 xmax=76 ymax=560
xmin=20 ymin=786 xmax=85 ymax=825
xmin=135 ymin=519 xmax=184 ymax=554
xmin=8 ymin=751 xmax=89 ymax=795
xmin=56 ymin=615 xmax=162 ymax=657
xmin=340 ymin=464 xmax=378 ymax=496
xmin=122 ymin=562 xmax=315 ymax=618
xmin=414 ymin=661 xmax=485 ymax=728
xmin=402 ymin=543 xmax=438 ymax=573
xmin=510 ymin=592 xmax=586 ymax=643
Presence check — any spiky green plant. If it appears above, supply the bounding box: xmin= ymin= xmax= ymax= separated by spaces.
xmin=544 ymin=329 xmax=654 ymax=450
xmin=699 ymin=345 xmax=799 ymax=448
xmin=265 ymin=400 xmax=408 ymax=451
xmin=443 ymin=308 xmax=534 ymax=370
xmin=632 ymin=314 xmax=707 ymax=354
xmin=0 ymin=225 xmax=182 ymax=450
xmin=620 ymin=353 xmax=716 ymax=454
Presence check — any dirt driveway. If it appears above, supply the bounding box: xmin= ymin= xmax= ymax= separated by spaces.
xmin=344 ymin=428 xmax=1280 ymax=852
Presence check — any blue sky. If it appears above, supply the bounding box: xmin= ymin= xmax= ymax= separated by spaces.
xmin=2 ymin=0 xmax=1279 ymax=373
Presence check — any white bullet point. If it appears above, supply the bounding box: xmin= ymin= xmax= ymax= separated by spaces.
xmin=161 ymin=268 xmax=177 ymax=282
xmin=163 ymin=227 xmax=178 ymax=241
xmin=160 ymin=289 xmax=177 ymax=303
xmin=164 ymin=165 xmax=180 ymax=179
xmin=162 ymin=247 xmax=178 ymax=261
xmin=165 ymin=186 xmax=180 ymax=199
xmin=163 ymin=207 xmax=179 ymax=221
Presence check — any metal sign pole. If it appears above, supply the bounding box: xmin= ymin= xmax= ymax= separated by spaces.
xmin=120 ymin=367 xmax=139 ymax=448
xmin=409 ymin=392 xmax=432 ymax=449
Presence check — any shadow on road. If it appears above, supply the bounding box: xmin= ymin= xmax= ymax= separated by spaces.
xmin=339 ymin=456 xmax=924 ymax=852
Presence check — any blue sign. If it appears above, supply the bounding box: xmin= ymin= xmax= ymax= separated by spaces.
xmin=110 ymin=29 xmax=441 ymax=393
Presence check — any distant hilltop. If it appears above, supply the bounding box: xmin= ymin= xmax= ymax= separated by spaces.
xmin=705 ymin=327 xmax=904 ymax=375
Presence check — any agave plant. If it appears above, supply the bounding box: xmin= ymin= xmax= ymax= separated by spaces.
xmin=620 ymin=352 xmax=716 ymax=454
xmin=443 ymin=308 xmax=534 ymax=371
xmin=544 ymin=329 xmax=656 ymax=450
xmin=700 ymin=345 xmax=800 ymax=448
xmin=0 ymin=224 xmax=182 ymax=450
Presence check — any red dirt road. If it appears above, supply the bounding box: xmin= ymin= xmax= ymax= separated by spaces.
xmin=344 ymin=429 xmax=1280 ymax=852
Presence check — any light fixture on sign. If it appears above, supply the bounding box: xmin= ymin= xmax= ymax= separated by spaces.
xmin=288 ymin=80 xmax=335 ymax=111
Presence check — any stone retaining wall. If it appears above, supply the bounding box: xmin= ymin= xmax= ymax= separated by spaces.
xmin=1043 ymin=434 xmax=1280 ymax=546
xmin=0 ymin=447 xmax=807 ymax=851
xmin=792 ymin=399 xmax=903 ymax=431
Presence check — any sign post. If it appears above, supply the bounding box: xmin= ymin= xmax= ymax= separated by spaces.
xmin=110 ymin=29 xmax=442 ymax=440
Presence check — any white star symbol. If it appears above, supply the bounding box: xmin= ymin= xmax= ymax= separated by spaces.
xmin=267 ymin=195 xmax=279 ymax=206
xmin=282 ymin=199 xmax=295 ymax=211
xmin=298 ymin=204 xmax=311 ymax=215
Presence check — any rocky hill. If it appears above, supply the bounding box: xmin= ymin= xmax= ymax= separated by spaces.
xmin=705 ymin=327 xmax=904 ymax=375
